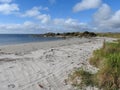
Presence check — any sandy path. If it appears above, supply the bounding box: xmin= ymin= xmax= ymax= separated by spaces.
xmin=0 ymin=37 xmax=114 ymax=90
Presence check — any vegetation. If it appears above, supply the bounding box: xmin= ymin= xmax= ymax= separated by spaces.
xmin=90 ymin=39 xmax=120 ymax=67
xmin=97 ymin=33 xmax=120 ymax=38
xmin=69 ymin=39 xmax=120 ymax=90
xmin=31 ymin=31 xmax=120 ymax=38
xmin=81 ymin=31 xmax=97 ymax=37
xmin=97 ymin=53 xmax=120 ymax=90
xmin=68 ymin=69 xmax=96 ymax=89
xmin=31 ymin=31 xmax=97 ymax=38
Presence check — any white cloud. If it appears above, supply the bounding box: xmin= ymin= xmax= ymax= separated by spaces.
xmin=21 ymin=7 xmax=40 ymax=17
xmin=37 ymin=14 xmax=51 ymax=24
xmin=54 ymin=18 xmax=79 ymax=25
xmin=93 ymin=4 xmax=120 ymax=32
xmin=106 ymin=10 xmax=120 ymax=29
xmin=94 ymin=4 xmax=112 ymax=23
xmin=0 ymin=0 xmax=12 ymax=3
xmin=53 ymin=18 xmax=82 ymax=26
xmin=0 ymin=0 xmax=19 ymax=14
xmin=20 ymin=6 xmax=51 ymax=24
xmin=73 ymin=0 xmax=102 ymax=12
xmin=53 ymin=18 xmax=89 ymax=31
xmin=21 ymin=6 xmax=49 ymax=17
xmin=0 ymin=3 xmax=19 ymax=14
xmin=0 ymin=22 xmax=45 ymax=33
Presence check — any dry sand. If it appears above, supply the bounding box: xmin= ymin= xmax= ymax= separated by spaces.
xmin=0 ymin=37 xmax=116 ymax=90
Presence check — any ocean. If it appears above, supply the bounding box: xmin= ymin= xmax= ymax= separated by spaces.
xmin=0 ymin=34 xmax=62 ymax=46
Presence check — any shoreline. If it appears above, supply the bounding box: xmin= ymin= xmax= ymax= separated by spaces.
xmin=0 ymin=37 xmax=93 ymax=54
xmin=0 ymin=38 xmax=63 ymax=46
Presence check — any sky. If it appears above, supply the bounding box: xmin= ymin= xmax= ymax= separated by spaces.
xmin=0 ymin=0 xmax=120 ymax=34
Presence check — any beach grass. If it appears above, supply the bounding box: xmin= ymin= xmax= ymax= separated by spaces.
xmin=90 ymin=39 xmax=120 ymax=67
xmin=69 ymin=39 xmax=120 ymax=90
xmin=68 ymin=68 xmax=95 ymax=89
xmin=97 ymin=53 xmax=120 ymax=90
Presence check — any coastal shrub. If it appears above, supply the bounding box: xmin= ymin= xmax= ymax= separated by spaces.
xmin=56 ymin=33 xmax=60 ymax=35
xmin=82 ymin=31 xmax=97 ymax=37
xmin=89 ymin=32 xmax=97 ymax=37
xmin=32 ymin=31 xmax=98 ymax=37
xmin=62 ymin=32 xmax=81 ymax=37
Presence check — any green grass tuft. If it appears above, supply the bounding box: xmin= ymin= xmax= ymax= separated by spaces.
xmin=68 ymin=69 xmax=95 ymax=89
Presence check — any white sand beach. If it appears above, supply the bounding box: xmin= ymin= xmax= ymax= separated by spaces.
xmin=0 ymin=37 xmax=115 ymax=90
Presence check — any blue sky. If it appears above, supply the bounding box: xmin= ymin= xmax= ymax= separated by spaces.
xmin=0 ymin=0 xmax=120 ymax=34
